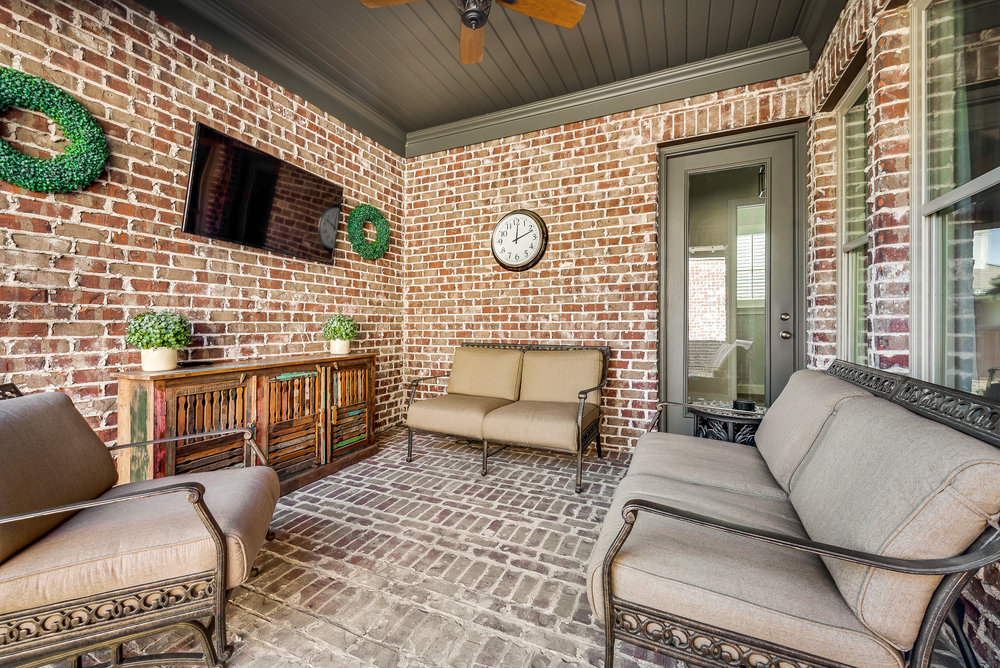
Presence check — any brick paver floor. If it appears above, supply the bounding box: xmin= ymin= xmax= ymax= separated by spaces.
xmin=85 ymin=427 xmax=676 ymax=668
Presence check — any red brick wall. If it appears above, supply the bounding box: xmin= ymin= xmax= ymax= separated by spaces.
xmin=405 ymin=80 xmax=812 ymax=447
xmin=0 ymin=0 xmax=406 ymax=441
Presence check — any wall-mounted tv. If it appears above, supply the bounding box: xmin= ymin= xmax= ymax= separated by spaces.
xmin=181 ymin=123 xmax=342 ymax=264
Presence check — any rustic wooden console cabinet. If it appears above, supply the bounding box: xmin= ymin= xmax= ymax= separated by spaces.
xmin=115 ymin=353 xmax=376 ymax=495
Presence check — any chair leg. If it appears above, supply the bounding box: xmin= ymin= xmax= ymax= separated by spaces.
xmin=946 ymin=600 xmax=982 ymax=668
xmin=407 ymin=427 xmax=414 ymax=462
xmin=595 ymin=431 xmax=603 ymax=459
xmin=482 ymin=440 xmax=489 ymax=476
xmin=576 ymin=445 xmax=583 ymax=494
xmin=605 ymin=626 xmax=616 ymax=668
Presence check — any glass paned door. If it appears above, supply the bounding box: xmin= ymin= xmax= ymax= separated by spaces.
xmin=686 ymin=167 xmax=767 ymax=406
xmin=662 ymin=138 xmax=797 ymax=434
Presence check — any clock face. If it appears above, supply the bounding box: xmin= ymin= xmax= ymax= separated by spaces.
xmin=318 ymin=206 xmax=340 ymax=250
xmin=491 ymin=210 xmax=548 ymax=271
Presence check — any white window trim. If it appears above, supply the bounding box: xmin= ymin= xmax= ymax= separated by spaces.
xmin=910 ymin=0 xmax=936 ymax=381
xmin=908 ymin=0 xmax=1000 ymax=383
xmin=835 ymin=71 xmax=871 ymax=363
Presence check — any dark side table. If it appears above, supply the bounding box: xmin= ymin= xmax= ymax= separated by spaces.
xmin=688 ymin=405 xmax=766 ymax=447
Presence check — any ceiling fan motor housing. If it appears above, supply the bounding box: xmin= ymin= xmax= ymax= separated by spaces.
xmin=460 ymin=0 xmax=492 ymax=29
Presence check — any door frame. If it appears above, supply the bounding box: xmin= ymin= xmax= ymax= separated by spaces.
xmin=657 ymin=124 xmax=808 ymax=426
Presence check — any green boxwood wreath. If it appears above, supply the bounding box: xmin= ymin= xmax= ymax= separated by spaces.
xmin=0 ymin=68 xmax=109 ymax=193
xmin=347 ymin=204 xmax=391 ymax=260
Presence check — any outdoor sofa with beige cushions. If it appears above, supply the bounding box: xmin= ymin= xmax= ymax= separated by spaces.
xmin=588 ymin=360 xmax=1000 ymax=668
xmin=406 ymin=342 xmax=611 ymax=492
xmin=0 ymin=391 xmax=279 ymax=668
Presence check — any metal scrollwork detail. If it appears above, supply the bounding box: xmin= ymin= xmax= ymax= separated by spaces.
xmin=695 ymin=416 xmax=730 ymax=441
xmin=613 ymin=605 xmax=819 ymax=668
xmin=0 ymin=579 xmax=215 ymax=648
xmin=894 ymin=380 xmax=1000 ymax=441
xmin=825 ymin=361 xmax=898 ymax=397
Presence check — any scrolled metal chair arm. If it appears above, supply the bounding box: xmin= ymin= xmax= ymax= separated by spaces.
xmin=407 ymin=374 xmax=450 ymax=407
xmin=620 ymin=498 xmax=1000 ymax=576
xmin=109 ymin=426 xmax=266 ymax=466
xmin=0 ymin=482 xmax=208 ymax=525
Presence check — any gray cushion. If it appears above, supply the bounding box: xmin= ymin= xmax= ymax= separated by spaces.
xmin=586 ymin=475 xmax=903 ymax=668
xmin=407 ymin=394 xmax=512 ymax=440
xmin=519 ymin=349 xmax=603 ymax=405
xmin=446 ymin=347 xmax=523 ymax=401
xmin=755 ymin=369 xmax=872 ymax=491
xmin=0 ymin=392 xmax=119 ymax=564
xmin=0 ymin=467 xmax=279 ymax=614
xmin=790 ymin=397 xmax=1000 ymax=650
xmin=482 ymin=401 xmax=599 ymax=452
xmin=630 ymin=431 xmax=787 ymax=500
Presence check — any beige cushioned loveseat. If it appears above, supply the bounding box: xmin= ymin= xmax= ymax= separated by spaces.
xmin=406 ymin=343 xmax=610 ymax=492
xmin=588 ymin=361 xmax=1000 ymax=668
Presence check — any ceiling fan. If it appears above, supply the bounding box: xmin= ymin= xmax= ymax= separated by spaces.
xmin=358 ymin=0 xmax=586 ymax=65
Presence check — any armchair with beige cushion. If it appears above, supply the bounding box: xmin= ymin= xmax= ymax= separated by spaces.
xmin=406 ymin=343 xmax=611 ymax=493
xmin=0 ymin=390 xmax=279 ymax=668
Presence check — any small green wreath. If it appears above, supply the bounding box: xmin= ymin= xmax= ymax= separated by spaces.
xmin=0 ymin=68 xmax=109 ymax=193
xmin=347 ymin=204 xmax=391 ymax=260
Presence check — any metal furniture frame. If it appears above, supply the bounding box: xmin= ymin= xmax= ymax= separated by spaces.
xmin=601 ymin=360 xmax=998 ymax=668
xmin=0 ymin=386 xmax=262 ymax=668
xmin=406 ymin=342 xmax=612 ymax=493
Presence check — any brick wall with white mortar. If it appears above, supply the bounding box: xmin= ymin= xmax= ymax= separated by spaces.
xmin=404 ymin=80 xmax=813 ymax=448
xmin=0 ymin=0 xmax=407 ymax=443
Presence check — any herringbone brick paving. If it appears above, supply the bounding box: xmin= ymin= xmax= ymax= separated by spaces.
xmin=72 ymin=427 xmax=675 ymax=668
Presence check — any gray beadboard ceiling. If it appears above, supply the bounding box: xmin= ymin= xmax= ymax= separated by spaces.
xmin=139 ymin=0 xmax=846 ymax=156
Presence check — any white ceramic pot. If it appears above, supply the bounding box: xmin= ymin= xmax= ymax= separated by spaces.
xmin=141 ymin=347 xmax=178 ymax=372
xmin=329 ymin=339 xmax=351 ymax=355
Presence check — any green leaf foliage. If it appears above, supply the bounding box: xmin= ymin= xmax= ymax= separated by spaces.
xmin=347 ymin=204 xmax=390 ymax=260
xmin=125 ymin=311 xmax=192 ymax=350
xmin=0 ymin=67 xmax=109 ymax=193
xmin=322 ymin=313 xmax=358 ymax=341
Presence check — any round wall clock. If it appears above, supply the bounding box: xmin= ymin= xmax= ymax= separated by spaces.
xmin=490 ymin=209 xmax=548 ymax=272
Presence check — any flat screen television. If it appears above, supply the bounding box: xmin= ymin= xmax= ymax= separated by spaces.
xmin=181 ymin=123 xmax=342 ymax=264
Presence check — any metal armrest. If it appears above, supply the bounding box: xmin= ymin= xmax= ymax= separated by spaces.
xmin=619 ymin=498 xmax=1000 ymax=576
xmin=645 ymin=401 xmax=762 ymax=432
xmin=407 ymin=374 xmax=450 ymax=407
xmin=109 ymin=426 xmax=266 ymax=467
xmin=0 ymin=482 xmax=210 ymax=526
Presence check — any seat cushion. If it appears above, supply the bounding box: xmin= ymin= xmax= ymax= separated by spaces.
xmin=790 ymin=397 xmax=1000 ymax=650
xmin=0 ymin=467 xmax=279 ymax=615
xmin=482 ymin=401 xmax=599 ymax=452
xmin=586 ymin=475 xmax=903 ymax=668
xmin=519 ymin=349 xmax=603 ymax=404
xmin=407 ymin=394 xmax=512 ymax=440
xmin=630 ymin=431 xmax=787 ymax=500
xmin=754 ymin=369 xmax=872 ymax=491
xmin=446 ymin=346 xmax=523 ymax=401
xmin=0 ymin=392 xmax=119 ymax=563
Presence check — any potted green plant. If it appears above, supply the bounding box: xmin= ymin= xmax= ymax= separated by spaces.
xmin=322 ymin=313 xmax=358 ymax=355
xmin=125 ymin=310 xmax=192 ymax=372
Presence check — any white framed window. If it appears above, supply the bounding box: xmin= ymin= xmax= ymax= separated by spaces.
xmin=836 ymin=73 xmax=870 ymax=364
xmin=912 ymin=0 xmax=1000 ymax=393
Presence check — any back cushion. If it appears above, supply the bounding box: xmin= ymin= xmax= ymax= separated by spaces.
xmin=0 ymin=392 xmax=119 ymax=563
xmin=790 ymin=397 xmax=1000 ymax=650
xmin=446 ymin=346 xmax=523 ymax=401
xmin=755 ymin=369 xmax=871 ymax=490
xmin=519 ymin=349 xmax=603 ymax=404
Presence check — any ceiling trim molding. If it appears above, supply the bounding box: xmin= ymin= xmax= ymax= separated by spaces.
xmin=138 ymin=0 xmax=408 ymax=155
xmin=403 ymin=38 xmax=811 ymax=158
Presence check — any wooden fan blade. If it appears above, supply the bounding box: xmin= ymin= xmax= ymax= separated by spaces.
xmin=496 ymin=0 xmax=585 ymax=28
xmin=460 ymin=24 xmax=485 ymax=64
xmin=358 ymin=0 xmax=422 ymax=7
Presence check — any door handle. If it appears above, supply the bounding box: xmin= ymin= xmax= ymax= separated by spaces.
xmin=780 ymin=331 xmax=792 ymax=340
